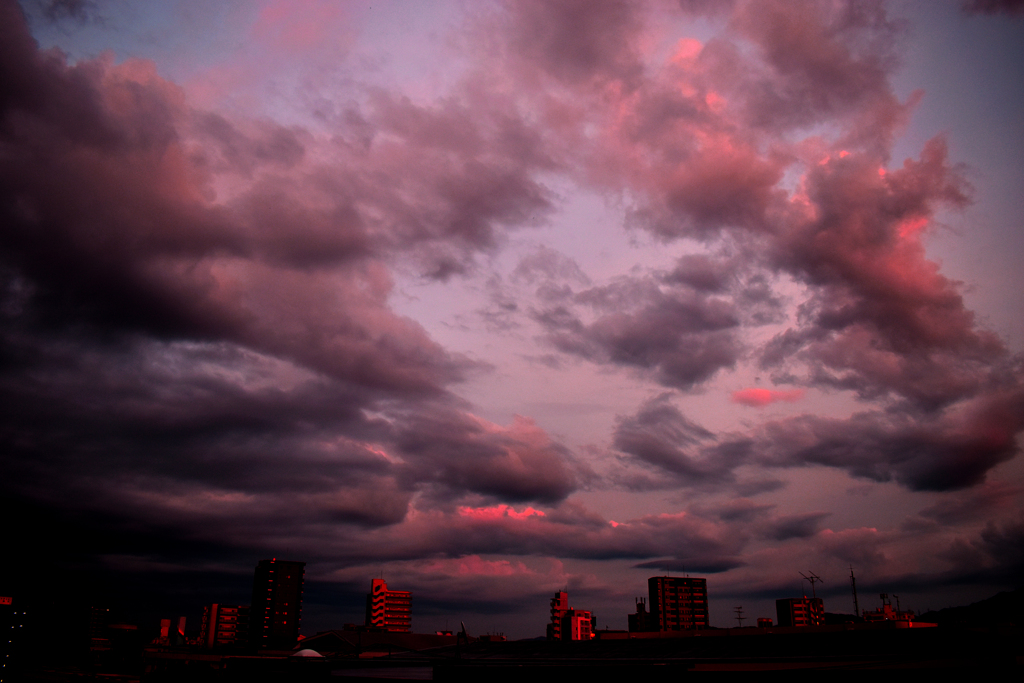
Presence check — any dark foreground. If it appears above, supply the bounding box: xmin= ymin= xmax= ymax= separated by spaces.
xmin=19 ymin=624 xmax=1023 ymax=681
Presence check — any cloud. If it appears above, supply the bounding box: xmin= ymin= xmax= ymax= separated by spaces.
xmin=755 ymin=386 xmax=1024 ymax=491
xmin=490 ymin=0 xmax=646 ymax=88
xmin=732 ymin=387 xmax=805 ymax=407
xmin=1 ymin=0 xmax=1021 ymax=637
xmin=531 ymin=252 xmax=785 ymax=390
xmin=915 ymin=483 xmax=1023 ymax=526
xmin=765 ymin=512 xmax=831 ymax=540
xmin=633 ymin=556 xmax=746 ymax=574
xmin=961 ymin=0 xmax=1024 ymax=16
xmin=612 ymin=393 xmax=742 ymax=486
xmin=816 ymin=527 xmax=888 ymax=567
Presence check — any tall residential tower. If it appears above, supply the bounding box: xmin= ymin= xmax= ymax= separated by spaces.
xmin=648 ymin=576 xmax=709 ymax=631
xmin=249 ymin=559 xmax=305 ymax=649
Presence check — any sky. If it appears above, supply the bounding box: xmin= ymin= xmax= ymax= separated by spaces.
xmin=1 ymin=0 xmax=1022 ymax=638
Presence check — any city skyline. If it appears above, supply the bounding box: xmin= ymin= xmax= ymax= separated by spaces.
xmin=1 ymin=0 xmax=1022 ymax=639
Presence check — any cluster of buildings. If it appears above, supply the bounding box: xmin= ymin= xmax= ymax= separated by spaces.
xmin=192 ymin=564 xmax=418 ymax=652
xmin=545 ymin=574 xmax=925 ymax=640
xmin=146 ymin=562 xmax=932 ymax=654
xmin=546 ymin=576 xmax=711 ymax=641
xmin=187 ymin=558 xmax=307 ymax=651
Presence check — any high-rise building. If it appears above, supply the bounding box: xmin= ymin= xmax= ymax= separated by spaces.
xmin=364 ymin=579 xmax=411 ymax=632
xmin=249 ymin=559 xmax=305 ymax=649
xmin=648 ymin=576 xmax=709 ymax=631
xmin=775 ymin=597 xmax=824 ymax=627
xmin=200 ymin=604 xmax=249 ymax=649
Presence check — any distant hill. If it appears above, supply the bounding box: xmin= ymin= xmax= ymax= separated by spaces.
xmin=917 ymin=588 xmax=1024 ymax=627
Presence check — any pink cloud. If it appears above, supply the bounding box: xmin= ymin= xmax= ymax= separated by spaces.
xmin=418 ymin=555 xmax=536 ymax=577
xmin=732 ymin=388 xmax=805 ymax=407
xmin=457 ymin=504 xmax=547 ymax=521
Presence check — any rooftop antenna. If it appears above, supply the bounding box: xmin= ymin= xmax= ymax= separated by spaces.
xmin=799 ymin=571 xmax=822 ymax=598
xmin=734 ymin=606 xmax=746 ymax=627
xmin=850 ymin=566 xmax=860 ymax=617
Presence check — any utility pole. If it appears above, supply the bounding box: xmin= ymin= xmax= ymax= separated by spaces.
xmin=850 ymin=566 xmax=859 ymax=617
xmin=734 ymin=606 xmax=746 ymax=627
xmin=799 ymin=571 xmax=822 ymax=598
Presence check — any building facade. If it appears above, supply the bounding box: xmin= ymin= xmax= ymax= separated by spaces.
xmin=628 ymin=597 xmax=650 ymax=632
xmin=249 ymin=559 xmax=305 ymax=649
xmin=547 ymin=590 xmax=569 ymax=640
xmin=648 ymin=576 xmax=709 ymax=631
xmin=364 ymin=579 xmax=412 ymax=632
xmin=862 ymin=593 xmax=914 ymax=623
xmin=775 ymin=597 xmax=824 ymax=627
xmin=546 ymin=590 xmax=595 ymax=640
xmin=200 ymin=604 xmax=249 ymax=649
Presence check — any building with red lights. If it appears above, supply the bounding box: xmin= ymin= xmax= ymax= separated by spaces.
xmin=862 ymin=593 xmax=915 ymax=623
xmin=776 ymin=597 xmax=824 ymax=627
xmin=364 ymin=579 xmax=412 ymax=632
xmin=648 ymin=576 xmax=709 ymax=631
xmin=249 ymin=559 xmax=305 ymax=649
xmin=200 ymin=604 xmax=249 ymax=649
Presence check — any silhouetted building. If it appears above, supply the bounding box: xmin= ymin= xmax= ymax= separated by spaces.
xmin=364 ymin=579 xmax=411 ymax=632
xmin=757 ymin=617 xmax=773 ymax=628
xmin=546 ymin=590 xmax=595 ymax=640
xmin=628 ymin=597 xmax=650 ymax=632
xmin=648 ymin=576 xmax=709 ymax=631
xmin=200 ymin=604 xmax=249 ymax=649
xmin=776 ymin=597 xmax=824 ymax=627
xmin=250 ymin=559 xmax=305 ymax=649
xmin=862 ymin=593 xmax=914 ymax=623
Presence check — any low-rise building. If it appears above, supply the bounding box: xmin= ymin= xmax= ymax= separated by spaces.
xmin=200 ymin=604 xmax=249 ymax=649
xmin=546 ymin=590 xmax=595 ymax=640
xmin=365 ymin=579 xmax=412 ymax=632
xmin=776 ymin=598 xmax=824 ymax=627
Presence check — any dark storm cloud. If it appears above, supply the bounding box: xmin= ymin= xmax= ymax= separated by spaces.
xmin=608 ymin=381 xmax=1023 ymax=494
xmin=755 ymin=386 xmax=1024 ymax=491
xmin=2 ymin=0 xmax=1021 ymax=629
xmin=392 ymin=410 xmax=580 ymax=504
xmin=358 ymin=88 xmax=558 ymax=271
xmin=912 ymin=483 xmax=1022 ymax=527
xmin=765 ymin=512 xmax=831 ymax=540
xmin=612 ymin=393 xmax=741 ymax=485
xmin=0 ymin=0 xmax=587 ymax=579
xmin=633 ymin=557 xmax=746 ymax=573
xmin=338 ymin=503 xmax=748 ymax=565
xmin=533 ymin=257 xmax=766 ymax=390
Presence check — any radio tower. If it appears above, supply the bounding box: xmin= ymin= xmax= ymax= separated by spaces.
xmin=850 ymin=566 xmax=860 ymax=617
